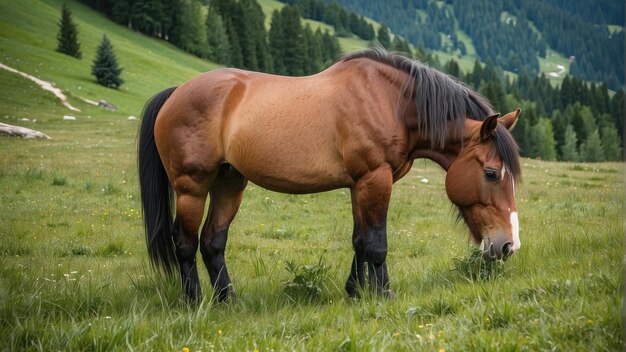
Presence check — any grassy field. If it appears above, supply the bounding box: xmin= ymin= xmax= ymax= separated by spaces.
xmin=1 ymin=1 xmax=624 ymax=351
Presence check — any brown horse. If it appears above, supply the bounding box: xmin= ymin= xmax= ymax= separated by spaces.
xmin=138 ymin=47 xmax=521 ymax=302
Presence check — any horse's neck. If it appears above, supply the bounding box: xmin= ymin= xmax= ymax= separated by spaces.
xmin=408 ymin=140 xmax=462 ymax=171
xmin=402 ymin=119 xmax=466 ymax=171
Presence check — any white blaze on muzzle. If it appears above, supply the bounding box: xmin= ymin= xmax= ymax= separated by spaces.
xmin=510 ymin=211 xmax=520 ymax=251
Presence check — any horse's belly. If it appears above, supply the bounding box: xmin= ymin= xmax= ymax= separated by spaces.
xmin=225 ymin=131 xmax=351 ymax=194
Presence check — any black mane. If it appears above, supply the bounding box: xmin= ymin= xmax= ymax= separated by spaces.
xmin=342 ymin=47 xmax=521 ymax=182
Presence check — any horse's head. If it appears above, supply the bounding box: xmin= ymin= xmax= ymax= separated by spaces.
xmin=445 ymin=109 xmax=521 ymax=261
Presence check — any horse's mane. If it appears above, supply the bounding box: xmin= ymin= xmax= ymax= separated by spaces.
xmin=342 ymin=46 xmax=520 ymax=182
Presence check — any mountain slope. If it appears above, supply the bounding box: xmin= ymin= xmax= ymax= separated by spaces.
xmin=0 ymin=0 xmax=220 ymax=116
xmin=329 ymin=0 xmax=624 ymax=88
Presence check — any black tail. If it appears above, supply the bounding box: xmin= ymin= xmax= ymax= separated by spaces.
xmin=138 ymin=87 xmax=178 ymax=274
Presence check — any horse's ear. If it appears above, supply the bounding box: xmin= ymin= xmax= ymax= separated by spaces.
xmin=500 ymin=108 xmax=521 ymax=131
xmin=480 ymin=113 xmax=499 ymax=142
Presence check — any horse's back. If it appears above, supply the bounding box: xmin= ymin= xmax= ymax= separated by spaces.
xmin=155 ymin=67 xmax=355 ymax=193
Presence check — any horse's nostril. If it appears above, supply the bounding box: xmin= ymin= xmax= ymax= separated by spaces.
xmin=502 ymin=242 xmax=512 ymax=257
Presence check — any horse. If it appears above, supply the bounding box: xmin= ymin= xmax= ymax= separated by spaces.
xmin=137 ymin=47 xmax=522 ymax=302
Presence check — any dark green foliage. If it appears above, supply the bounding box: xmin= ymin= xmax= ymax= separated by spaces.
xmin=327 ymin=0 xmax=446 ymax=51
xmin=443 ymin=59 xmax=460 ymax=78
xmin=206 ymin=10 xmax=231 ymax=65
xmin=392 ymin=35 xmax=412 ymax=58
xmin=560 ymin=125 xmax=579 ymax=161
xmin=211 ymin=0 xmax=271 ymax=71
xmin=580 ymin=129 xmax=605 ymax=162
xmin=523 ymin=0 xmax=624 ymax=90
xmin=527 ymin=118 xmax=557 ymax=160
xmin=376 ymin=23 xmax=391 ymax=49
xmin=480 ymin=79 xmax=508 ymax=114
xmin=303 ymin=25 xmax=323 ymax=74
xmin=56 ymin=4 xmax=82 ymax=59
xmin=270 ymin=5 xmax=338 ymax=75
xmin=320 ymin=29 xmax=341 ymax=64
xmin=270 ymin=6 xmax=306 ymax=75
xmin=331 ymin=0 xmax=623 ymax=88
xmin=169 ymin=0 xmax=207 ymax=57
xmin=600 ymin=125 xmax=622 ymax=161
xmin=506 ymin=71 xmax=624 ymax=161
xmin=91 ymin=34 xmax=124 ymax=89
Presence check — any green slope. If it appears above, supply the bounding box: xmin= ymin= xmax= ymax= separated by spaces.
xmin=257 ymin=0 xmax=371 ymax=54
xmin=0 ymin=0 xmax=219 ymax=117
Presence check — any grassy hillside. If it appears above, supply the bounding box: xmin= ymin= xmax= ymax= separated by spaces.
xmin=0 ymin=1 xmax=623 ymax=350
xmin=0 ymin=0 xmax=219 ymax=118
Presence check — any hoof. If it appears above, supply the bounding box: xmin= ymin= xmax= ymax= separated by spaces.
xmin=213 ymin=285 xmax=236 ymax=304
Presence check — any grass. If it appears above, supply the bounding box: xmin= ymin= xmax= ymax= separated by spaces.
xmin=1 ymin=109 xmax=623 ymax=350
xmin=0 ymin=1 xmax=623 ymax=350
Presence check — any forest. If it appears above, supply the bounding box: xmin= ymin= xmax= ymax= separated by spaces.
xmin=77 ymin=0 xmax=623 ymax=162
xmin=333 ymin=0 xmax=624 ymax=90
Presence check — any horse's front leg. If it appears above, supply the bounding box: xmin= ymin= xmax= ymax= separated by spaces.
xmin=352 ymin=165 xmax=394 ymax=298
xmin=345 ymin=189 xmax=366 ymax=298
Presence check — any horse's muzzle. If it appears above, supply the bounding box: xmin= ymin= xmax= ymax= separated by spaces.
xmin=481 ymin=237 xmax=514 ymax=261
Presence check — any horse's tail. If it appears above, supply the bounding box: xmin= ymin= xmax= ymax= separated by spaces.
xmin=138 ymin=87 xmax=178 ymax=275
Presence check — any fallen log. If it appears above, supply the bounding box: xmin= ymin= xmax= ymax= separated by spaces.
xmin=0 ymin=122 xmax=52 ymax=139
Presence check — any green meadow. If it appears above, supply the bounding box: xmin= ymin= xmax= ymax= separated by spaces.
xmin=0 ymin=0 xmax=623 ymax=350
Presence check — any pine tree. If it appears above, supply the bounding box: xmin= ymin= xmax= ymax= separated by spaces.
xmin=270 ymin=6 xmax=306 ymax=76
xmin=206 ymin=10 xmax=231 ymax=65
xmin=226 ymin=20 xmax=243 ymax=68
xmin=580 ymin=129 xmax=605 ymax=162
xmin=303 ymin=24 xmax=323 ymax=75
xmin=171 ymin=0 xmax=207 ymax=58
xmin=91 ymin=34 xmax=124 ymax=89
xmin=560 ymin=125 xmax=579 ymax=162
xmin=377 ymin=23 xmax=391 ymax=49
xmin=269 ymin=10 xmax=286 ymax=74
xmin=321 ymin=30 xmax=341 ymax=65
xmin=528 ymin=118 xmax=557 ymax=160
xmin=600 ymin=125 xmax=622 ymax=161
xmin=444 ymin=59 xmax=461 ymax=79
xmin=56 ymin=4 xmax=82 ymax=59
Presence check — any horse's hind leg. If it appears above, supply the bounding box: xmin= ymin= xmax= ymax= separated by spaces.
xmin=200 ymin=163 xmax=247 ymax=302
xmin=173 ymin=189 xmax=210 ymax=302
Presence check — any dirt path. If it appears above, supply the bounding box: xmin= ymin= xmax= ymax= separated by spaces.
xmin=0 ymin=62 xmax=81 ymax=112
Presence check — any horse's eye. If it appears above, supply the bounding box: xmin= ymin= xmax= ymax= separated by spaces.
xmin=484 ymin=169 xmax=499 ymax=182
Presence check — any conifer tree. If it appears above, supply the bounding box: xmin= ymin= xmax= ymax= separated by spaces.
xmin=580 ymin=129 xmax=605 ymax=162
xmin=377 ymin=23 xmax=391 ymax=49
xmin=303 ymin=24 xmax=323 ymax=75
xmin=600 ymin=125 xmax=622 ymax=161
xmin=91 ymin=34 xmax=124 ymax=89
xmin=560 ymin=125 xmax=579 ymax=162
xmin=171 ymin=0 xmax=207 ymax=58
xmin=528 ymin=118 xmax=557 ymax=160
xmin=206 ymin=10 xmax=231 ymax=65
xmin=56 ymin=4 xmax=82 ymax=59
xmin=269 ymin=6 xmax=306 ymax=76
xmin=321 ymin=30 xmax=341 ymax=65
xmin=269 ymin=10 xmax=286 ymax=74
